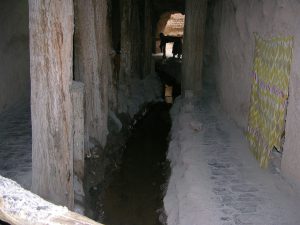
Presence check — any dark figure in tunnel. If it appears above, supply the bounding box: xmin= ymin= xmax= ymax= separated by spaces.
xmin=159 ymin=33 xmax=167 ymax=58
xmin=160 ymin=33 xmax=183 ymax=59
xmin=172 ymin=38 xmax=182 ymax=59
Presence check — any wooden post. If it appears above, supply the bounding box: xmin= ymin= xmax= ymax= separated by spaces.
xmin=74 ymin=0 xmax=112 ymax=148
xmin=70 ymin=81 xmax=85 ymax=199
xmin=29 ymin=0 xmax=74 ymax=208
xmin=182 ymin=0 xmax=208 ymax=95
xmin=120 ymin=0 xmax=143 ymax=81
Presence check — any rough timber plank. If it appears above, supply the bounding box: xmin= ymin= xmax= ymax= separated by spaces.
xmin=29 ymin=0 xmax=74 ymax=208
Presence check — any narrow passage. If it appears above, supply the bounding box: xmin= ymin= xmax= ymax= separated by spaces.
xmin=102 ymin=102 xmax=171 ymax=225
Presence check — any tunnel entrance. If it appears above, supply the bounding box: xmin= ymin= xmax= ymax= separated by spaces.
xmin=155 ymin=12 xmax=185 ymax=57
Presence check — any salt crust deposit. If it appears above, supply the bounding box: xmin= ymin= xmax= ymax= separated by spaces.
xmin=0 ymin=176 xmax=103 ymax=224
xmin=0 ymin=175 xmax=68 ymax=223
xmin=164 ymin=96 xmax=222 ymax=225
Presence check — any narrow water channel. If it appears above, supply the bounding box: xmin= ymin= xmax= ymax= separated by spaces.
xmin=102 ymin=102 xmax=171 ymax=225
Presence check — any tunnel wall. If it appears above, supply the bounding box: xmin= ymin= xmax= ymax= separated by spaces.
xmin=0 ymin=0 xmax=29 ymax=113
xmin=207 ymin=0 xmax=300 ymax=187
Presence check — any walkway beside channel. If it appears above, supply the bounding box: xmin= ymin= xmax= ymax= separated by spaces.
xmin=164 ymin=85 xmax=300 ymax=225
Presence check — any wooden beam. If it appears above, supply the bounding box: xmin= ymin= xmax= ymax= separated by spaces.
xmin=71 ymin=81 xmax=85 ymax=184
xmin=0 ymin=176 xmax=102 ymax=225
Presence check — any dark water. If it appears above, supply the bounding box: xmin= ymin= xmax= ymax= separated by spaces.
xmin=102 ymin=103 xmax=171 ymax=225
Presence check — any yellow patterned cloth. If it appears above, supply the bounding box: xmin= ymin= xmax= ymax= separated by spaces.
xmin=247 ymin=34 xmax=293 ymax=168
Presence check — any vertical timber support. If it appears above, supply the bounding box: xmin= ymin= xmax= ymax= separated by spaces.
xmin=71 ymin=81 xmax=85 ymax=200
xmin=182 ymin=0 xmax=208 ymax=96
xmin=74 ymin=0 xmax=112 ymax=148
xmin=120 ymin=0 xmax=143 ymax=82
xmin=109 ymin=0 xmax=121 ymax=112
xmin=29 ymin=0 xmax=74 ymax=208
xmin=118 ymin=0 xmax=144 ymax=113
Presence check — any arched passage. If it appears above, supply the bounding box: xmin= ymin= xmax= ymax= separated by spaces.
xmin=155 ymin=11 xmax=185 ymax=55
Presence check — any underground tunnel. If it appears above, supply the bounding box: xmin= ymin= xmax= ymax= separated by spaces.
xmin=2 ymin=0 xmax=300 ymax=225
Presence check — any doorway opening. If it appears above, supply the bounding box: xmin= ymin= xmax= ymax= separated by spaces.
xmin=155 ymin=12 xmax=185 ymax=57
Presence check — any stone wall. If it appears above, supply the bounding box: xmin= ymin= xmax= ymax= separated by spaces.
xmin=206 ymin=0 xmax=300 ymax=187
xmin=0 ymin=0 xmax=29 ymax=112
